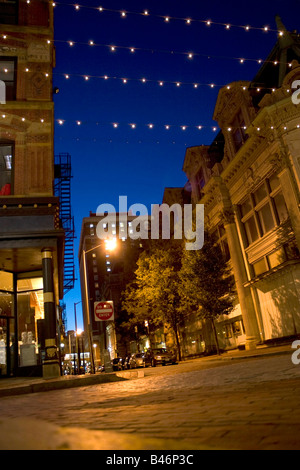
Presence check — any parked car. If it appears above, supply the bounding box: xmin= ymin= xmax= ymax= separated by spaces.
xmin=144 ymin=348 xmax=177 ymax=367
xmin=123 ymin=356 xmax=130 ymax=370
xmin=111 ymin=357 xmax=123 ymax=371
xmin=128 ymin=353 xmax=145 ymax=368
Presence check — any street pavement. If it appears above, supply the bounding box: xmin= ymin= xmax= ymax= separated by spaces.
xmin=0 ymin=344 xmax=299 ymax=451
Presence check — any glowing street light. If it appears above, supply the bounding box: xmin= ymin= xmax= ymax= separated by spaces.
xmin=82 ymin=239 xmax=118 ymax=373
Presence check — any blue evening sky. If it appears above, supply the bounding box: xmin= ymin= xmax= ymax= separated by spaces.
xmin=52 ymin=0 xmax=300 ymax=330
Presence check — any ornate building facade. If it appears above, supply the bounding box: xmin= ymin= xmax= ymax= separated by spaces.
xmin=0 ymin=1 xmax=65 ymax=378
xmin=182 ymin=20 xmax=300 ymax=351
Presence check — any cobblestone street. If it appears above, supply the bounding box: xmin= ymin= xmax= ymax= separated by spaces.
xmin=0 ymin=352 xmax=300 ymax=450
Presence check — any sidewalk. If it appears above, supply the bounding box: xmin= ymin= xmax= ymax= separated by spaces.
xmin=0 ymin=369 xmax=145 ymax=398
xmin=0 ymin=343 xmax=293 ymax=398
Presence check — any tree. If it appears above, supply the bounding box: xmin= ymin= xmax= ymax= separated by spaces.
xmin=179 ymin=231 xmax=235 ymax=355
xmin=121 ymin=240 xmax=185 ymax=360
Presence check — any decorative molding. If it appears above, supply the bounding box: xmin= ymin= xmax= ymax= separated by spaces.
xmin=220 ymin=208 xmax=235 ymax=225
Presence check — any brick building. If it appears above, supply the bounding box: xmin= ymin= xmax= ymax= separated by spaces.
xmin=0 ymin=0 xmax=65 ymax=378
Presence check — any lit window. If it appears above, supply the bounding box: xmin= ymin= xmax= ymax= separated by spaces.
xmin=0 ymin=58 xmax=16 ymax=101
xmin=0 ymin=144 xmax=13 ymax=195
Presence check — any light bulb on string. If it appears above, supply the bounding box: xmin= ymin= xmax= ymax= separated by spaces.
xmin=45 ymin=4 xmax=296 ymax=37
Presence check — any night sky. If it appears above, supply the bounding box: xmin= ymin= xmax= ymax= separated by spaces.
xmin=52 ymin=0 xmax=300 ymax=330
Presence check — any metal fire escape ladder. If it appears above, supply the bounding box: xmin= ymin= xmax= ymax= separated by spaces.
xmin=54 ymin=153 xmax=76 ymax=295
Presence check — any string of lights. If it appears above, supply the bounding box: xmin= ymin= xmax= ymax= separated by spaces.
xmin=0 ymin=64 xmax=293 ymax=94
xmin=53 ymin=37 xmax=296 ymax=68
xmin=1 ymin=23 xmax=296 ymax=71
xmin=53 ymin=119 xmax=300 ymax=135
xmin=55 ymin=72 xmax=293 ymax=94
xmin=2 ymin=112 xmax=298 ymax=136
xmin=1 ymin=32 xmax=295 ymax=69
xmin=42 ymin=1 xmax=289 ymax=36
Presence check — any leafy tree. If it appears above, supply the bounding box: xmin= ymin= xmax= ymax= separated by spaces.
xmin=179 ymin=230 xmax=235 ymax=355
xmin=121 ymin=240 xmax=185 ymax=360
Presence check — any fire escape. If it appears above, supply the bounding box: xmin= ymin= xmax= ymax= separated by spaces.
xmin=54 ymin=153 xmax=76 ymax=295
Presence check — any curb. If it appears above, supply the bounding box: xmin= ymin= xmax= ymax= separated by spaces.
xmin=0 ymin=370 xmax=144 ymax=398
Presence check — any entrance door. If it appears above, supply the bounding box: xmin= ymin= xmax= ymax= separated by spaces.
xmin=0 ymin=316 xmax=14 ymax=377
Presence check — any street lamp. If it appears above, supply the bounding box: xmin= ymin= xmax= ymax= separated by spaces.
xmin=82 ymin=239 xmax=118 ymax=374
xmin=76 ymin=329 xmax=83 ymax=374
xmin=74 ymin=301 xmax=82 ymax=375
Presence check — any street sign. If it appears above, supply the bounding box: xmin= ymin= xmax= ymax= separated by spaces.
xmin=94 ymin=301 xmax=114 ymax=322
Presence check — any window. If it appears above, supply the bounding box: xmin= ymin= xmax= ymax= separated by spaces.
xmin=89 ymin=224 xmax=95 ymax=236
xmin=211 ymin=224 xmax=230 ymax=261
xmin=244 ymin=215 xmax=259 ymax=244
xmin=0 ymin=144 xmax=13 ymax=195
xmin=17 ymin=277 xmax=44 ymax=368
xmin=240 ymin=175 xmax=288 ymax=246
xmin=253 ymin=258 xmax=268 ymax=276
xmin=252 ymin=247 xmax=288 ymax=277
xmin=224 ymin=324 xmax=232 ymax=339
xmin=232 ymin=320 xmax=244 ymax=336
xmin=0 ymin=58 xmax=17 ymax=101
xmin=195 ymin=167 xmax=205 ymax=199
xmin=0 ymin=271 xmax=13 ymax=292
xmin=231 ymin=109 xmax=248 ymax=153
xmin=0 ymin=0 xmax=18 ymax=25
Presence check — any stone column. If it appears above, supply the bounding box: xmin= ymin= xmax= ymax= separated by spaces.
xmin=221 ymin=209 xmax=261 ymax=350
xmin=42 ymin=248 xmax=60 ymax=379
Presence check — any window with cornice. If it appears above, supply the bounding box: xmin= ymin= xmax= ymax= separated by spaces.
xmin=240 ymin=174 xmax=288 ymax=247
xmin=231 ymin=109 xmax=248 ymax=153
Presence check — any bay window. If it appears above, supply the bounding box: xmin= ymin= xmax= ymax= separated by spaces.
xmin=240 ymin=174 xmax=288 ymax=247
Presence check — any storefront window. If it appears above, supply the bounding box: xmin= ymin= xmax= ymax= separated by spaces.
xmin=0 ymin=270 xmax=13 ymax=292
xmin=232 ymin=320 xmax=243 ymax=336
xmin=0 ymin=292 xmax=12 ymax=316
xmin=0 ymin=292 xmax=14 ymax=376
xmin=17 ymin=277 xmax=43 ymax=292
xmin=0 ymin=317 xmax=14 ymax=376
xmin=224 ymin=324 xmax=233 ymax=339
xmin=0 ymin=144 xmax=13 ymax=195
xmin=17 ymin=278 xmax=44 ymax=368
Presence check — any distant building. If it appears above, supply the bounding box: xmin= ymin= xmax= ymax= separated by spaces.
xmin=181 ymin=17 xmax=300 ymax=352
xmin=78 ymin=212 xmax=150 ymax=369
xmin=0 ymin=1 xmax=68 ymax=378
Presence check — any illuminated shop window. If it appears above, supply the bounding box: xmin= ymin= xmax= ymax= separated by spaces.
xmin=0 ymin=144 xmax=13 ymax=195
xmin=17 ymin=277 xmax=44 ymax=368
